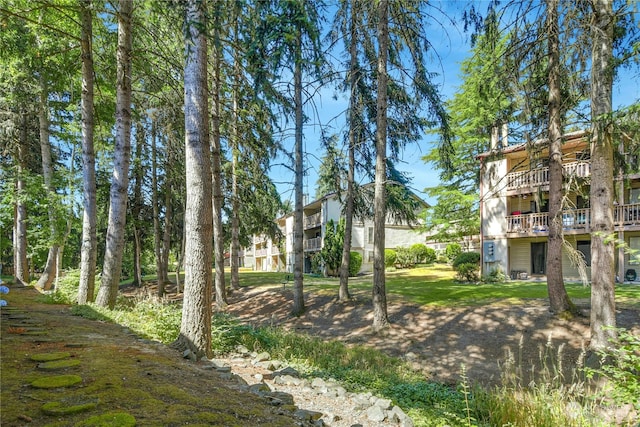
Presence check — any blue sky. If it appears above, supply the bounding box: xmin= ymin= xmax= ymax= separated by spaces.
xmin=271 ymin=1 xmax=640 ymax=207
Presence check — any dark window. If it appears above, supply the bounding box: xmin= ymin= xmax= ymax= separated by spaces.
xmin=577 ymin=240 xmax=591 ymax=266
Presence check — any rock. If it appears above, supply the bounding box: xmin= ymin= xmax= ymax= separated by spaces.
xmin=294 ymin=408 xmax=323 ymax=421
xmin=311 ymin=377 xmax=327 ymax=388
xmin=249 ymin=383 xmax=271 ymax=394
xmin=365 ymin=404 xmax=387 ymax=423
xmin=236 ymin=344 xmax=250 ymax=355
xmin=389 ymin=405 xmax=414 ymax=427
xmin=254 ymin=373 xmax=264 ymax=382
xmin=253 ymin=351 xmax=270 ymax=362
xmin=275 ymin=374 xmax=302 ymax=386
xmin=263 ymin=391 xmax=295 ymax=406
xmin=373 ymin=397 xmax=392 ymax=409
xmin=275 ymin=366 xmax=300 ymax=377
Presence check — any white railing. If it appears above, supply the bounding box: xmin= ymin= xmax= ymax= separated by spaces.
xmin=506 ymin=161 xmax=590 ymax=191
xmin=506 ymin=204 xmax=640 ymax=233
xmin=304 ymin=236 xmax=322 ymax=251
xmin=304 ymin=212 xmax=322 ymax=229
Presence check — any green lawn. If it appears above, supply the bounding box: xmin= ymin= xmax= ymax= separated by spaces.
xmin=237 ymin=264 xmax=640 ymax=309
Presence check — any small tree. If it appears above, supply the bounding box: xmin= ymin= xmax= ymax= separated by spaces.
xmin=317 ymin=219 xmax=345 ymax=276
xmin=445 ymin=243 xmax=462 ymax=263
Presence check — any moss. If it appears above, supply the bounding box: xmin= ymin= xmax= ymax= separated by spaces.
xmin=42 ymin=401 xmax=97 ymax=415
xmin=74 ymin=411 xmax=136 ymax=427
xmin=31 ymin=352 xmax=71 ymax=362
xmin=38 ymin=359 xmax=81 ymax=370
xmin=31 ymin=374 xmax=82 ymax=389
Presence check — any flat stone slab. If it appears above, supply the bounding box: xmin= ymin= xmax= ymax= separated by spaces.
xmin=31 ymin=352 xmax=71 ymax=362
xmin=74 ymin=411 xmax=136 ymax=426
xmin=42 ymin=400 xmax=97 ymax=416
xmin=31 ymin=374 xmax=82 ymax=389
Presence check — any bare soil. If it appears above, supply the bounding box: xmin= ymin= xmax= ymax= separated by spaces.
xmin=224 ymin=284 xmax=640 ymax=386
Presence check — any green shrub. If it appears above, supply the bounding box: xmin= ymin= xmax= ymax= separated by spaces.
xmin=349 ymin=252 xmax=362 ymax=276
xmin=445 ymin=243 xmax=462 ymax=263
xmin=455 ymin=263 xmax=480 ymax=282
xmin=424 ymin=247 xmax=437 ymax=264
xmin=384 ymin=249 xmax=397 ymax=268
xmin=452 ymin=251 xmax=481 ymax=269
xmin=483 ymin=267 xmax=507 ymax=283
xmin=395 ymin=247 xmax=414 ymax=268
xmin=584 ymin=328 xmax=640 ymax=412
xmin=409 ymin=243 xmax=429 ymax=264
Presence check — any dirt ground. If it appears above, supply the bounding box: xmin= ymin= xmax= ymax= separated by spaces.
xmin=223 ymin=284 xmax=640 ymax=386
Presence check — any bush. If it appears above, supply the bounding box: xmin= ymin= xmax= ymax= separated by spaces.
xmin=349 ymin=252 xmax=362 ymax=276
xmin=395 ymin=247 xmax=414 ymax=268
xmin=452 ymin=251 xmax=481 ymax=269
xmin=424 ymin=247 xmax=437 ymax=264
xmin=455 ymin=263 xmax=480 ymax=282
xmin=384 ymin=249 xmax=397 ymax=268
xmin=483 ymin=267 xmax=507 ymax=283
xmin=445 ymin=243 xmax=462 ymax=263
xmin=409 ymin=243 xmax=429 ymax=264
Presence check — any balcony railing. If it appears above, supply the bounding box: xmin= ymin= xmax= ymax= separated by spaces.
xmin=506 ymin=203 xmax=640 ymax=233
xmin=506 ymin=161 xmax=590 ymax=191
xmin=304 ymin=212 xmax=322 ymax=229
xmin=255 ymin=248 xmax=267 ymax=257
xmin=304 ymin=236 xmax=322 ymax=251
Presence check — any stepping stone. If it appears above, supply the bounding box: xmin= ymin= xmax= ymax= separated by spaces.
xmin=42 ymin=400 xmax=97 ymax=416
xmin=31 ymin=352 xmax=71 ymax=362
xmin=74 ymin=411 xmax=136 ymax=426
xmin=31 ymin=374 xmax=82 ymax=389
xmin=38 ymin=359 xmax=81 ymax=370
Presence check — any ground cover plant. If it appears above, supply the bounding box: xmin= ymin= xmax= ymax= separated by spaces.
xmin=42 ymin=265 xmax=640 ymax=426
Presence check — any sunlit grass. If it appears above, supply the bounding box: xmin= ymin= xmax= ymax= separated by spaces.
xmin=235 ymin=265 xmax=640 ymax=309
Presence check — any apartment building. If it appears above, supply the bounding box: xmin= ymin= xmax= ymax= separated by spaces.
xmin=251 ymin=188 xmax=430 ymax=274
xmin=479 ymin=128 xmax=640 ymax=282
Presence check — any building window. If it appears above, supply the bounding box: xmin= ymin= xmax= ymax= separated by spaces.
xmin=367 ymin=227 xmax=374 ymax=244
xmin=577 ymin=240 xmax=591 ymax=266
xmin=630 ymin=237 xmax=640 ymax=265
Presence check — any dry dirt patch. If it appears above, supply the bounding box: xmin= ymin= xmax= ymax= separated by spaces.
xmin=225 ymin=286 xmax=640 ymax=386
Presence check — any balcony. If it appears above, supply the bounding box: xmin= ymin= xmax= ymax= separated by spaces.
xmin=506 ymin=203 xmax=640 ymax=234
xmin=506 ymin=161 xmax=590 ymax=192
xmin=304 ymin=236 xmax=322 ymax=251
xmin=255 ymin=248 xmax=267 ymax=257
xmin=304 ymin=212 xmax=322 ymax=229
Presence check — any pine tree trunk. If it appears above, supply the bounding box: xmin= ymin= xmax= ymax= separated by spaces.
xmin=77 ymin=0 xmax=97 ymax=304
xmin=173 ymin=0 xmax=213 ymax=359
xmin=545 ymin=0 xmax=574 ymax=315
xmin=230 ymin=24 xmax=241 ymax=291
xmin=292 ymin=32 xmax=305 ymax=317
xmin=36 ymin=74 xmax=58 ymax=290
xmin=96 ymin=0 xmax=133 ymax=309
xmin=339 ymin=1 xmax=359 ymax=302
xmin=151 ymin=120 xmax=165 ymax=296
xmin=589 ymin=0 xmax=616 ymax=350
xmin=210 ymin=16 xmax=227 ymax=308
xmin=131 ymin=122 xmax=144 ymax=288
xmin=372 ymin=0 xmax=390 ymax=330
xmin=14 ymin=111 xmax=29 ymax=285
